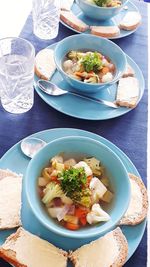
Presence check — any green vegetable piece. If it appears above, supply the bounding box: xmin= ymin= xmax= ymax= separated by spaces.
xmin=94 ymin=0 xmax=109 ymax=7
xmin=42 ymin=182 xmax=64 ymax=205
xmin=81 ymin=52 xmax=102 ymax=73
xmin=59 ymin=167 xmax=88 ymax=202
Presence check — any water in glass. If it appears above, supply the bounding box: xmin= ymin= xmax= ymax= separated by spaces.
xmin=0 ymin=37 xmax=35 ymax=114
xmin=32 ymin=0 xmax=60 ymax=40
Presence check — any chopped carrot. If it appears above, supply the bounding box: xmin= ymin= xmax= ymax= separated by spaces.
xmin=75 ymin=207 xmax=89 ymax=218
xmin=75 ymin=71 xmax=95 ymax=79
xmin=80 ymin=216 xmax=87 ymax=226
xmin=65 ymin=222 xmax=80 ymax=230
xmin=50 ymin=176 xmax=58 ymax=181
xmin=50 ymin=176 xmax=60 ymax=184
xmin=87 ymin=175 xmax=93 ymax=186
xmin=101 ymin=67 xmax=110 ymax=74
xmin=75 ymin=71 xmax=85 ymax=78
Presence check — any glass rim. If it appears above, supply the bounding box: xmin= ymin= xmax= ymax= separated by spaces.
xmin=0 ymin=36 xmax=35 ymax=63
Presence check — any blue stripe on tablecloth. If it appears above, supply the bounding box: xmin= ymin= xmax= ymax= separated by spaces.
xmin=0 ymin=1 xmax=148 ymax=267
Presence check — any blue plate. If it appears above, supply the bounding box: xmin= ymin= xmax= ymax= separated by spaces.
xmin=35 ymin=43 xmax=145 ymax=120
xmin=0 ymin=128 xmax=146 ymax=266
xmin=60 ymin=1 xmax=140 ymax=39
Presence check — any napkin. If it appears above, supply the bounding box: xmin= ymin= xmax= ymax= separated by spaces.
xmin=61 ymin=0 xmax=74 ymax=10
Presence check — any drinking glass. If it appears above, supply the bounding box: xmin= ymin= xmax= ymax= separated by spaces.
xmin=32 ymin=0 xmax=60 ymax=40
xmin=0 ymin=37 xmax=35 ymax=114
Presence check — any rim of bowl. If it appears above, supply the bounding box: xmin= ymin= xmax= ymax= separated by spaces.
xmin=54 ymin=34 xmax=127 ymax=88
xmin=77 ymin=0 xmax=129 ymax=10
xmin=25 ymin=136 xmax=131 ymax=239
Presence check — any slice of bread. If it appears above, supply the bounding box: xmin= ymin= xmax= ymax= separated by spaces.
xmin=119 ymin=173 xmax=148 ymax=225
xmin=116 ymin=77 xmax=139 ymax=108
xmin=119 ymin=11 xmax=141 ymax=31
xmin=0 ymin=175 xmax=22 ymax=230
xmin=0 ymin=227 xmax=68 ymax=267
xmin=90 ymin=26 xmax=120 ymax=38
xmin=60 ymin=10 xmax=89 ymax=32
xmin=0 ymin=170 xmax=22 ymax=230
xmin=35 ymin=49 xmax=56 ymax=80
xmin=69 ymin=227 xmax=128 ymax=267
xmin=0 ymin=168 xmax=21 ymax=180
xmin=122 ymin=64 xmax=135 ymax=78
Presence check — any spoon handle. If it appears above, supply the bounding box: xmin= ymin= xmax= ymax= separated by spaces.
xmin=68 ymin=91 xmax=118 ymax=109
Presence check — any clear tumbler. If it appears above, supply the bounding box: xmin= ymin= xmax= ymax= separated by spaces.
xmin=0 ymin=37 xmax=35 ymax=114
xmin=32 ymin=0 xmax=60 ymax=40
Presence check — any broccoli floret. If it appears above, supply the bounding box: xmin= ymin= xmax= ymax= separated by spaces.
xmin=42 ymin=182 xmax=64 ymax=205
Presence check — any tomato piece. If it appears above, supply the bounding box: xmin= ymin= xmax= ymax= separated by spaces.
xmin=65 ymin=222 xmax=80 ymax=230
xmin=80 ymin=216 xmax=87 ymax=226
xmin=75 ymin=207 xmax=89 ymax=218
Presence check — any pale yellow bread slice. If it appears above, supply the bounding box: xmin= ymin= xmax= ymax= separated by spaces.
xmin=69 ymin=227 xmax=128 ymax=267
xmin=60 ymin=10 xmax=89 ymax=32
xmin=119 ymin=173 xmax=148 ymax=225
xmin=0 ymin=227 xmax=68 ymax=267
xmin=90 ymin=25 xmax=120 ymax=38
xmin=122 ymin=64 xmax=135 ymax=78
xmin=119 ymin=11 xmax=142 ymax=31
xmin=0 ymin=168 xmax=21 ymax=180
xmin=116 ymin=77 xmax=139 ymax=108
xmin=0 ymin=171 xmax=22 ymax=230
xmin=35 ymin=48 xmax=56 ymax=80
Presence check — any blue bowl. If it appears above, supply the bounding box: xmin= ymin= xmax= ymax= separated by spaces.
xmin=77 ymin=0 xmax=129 ymax=21
xmin=25 ymin=136 xmax=130 ymax=247
xmin=54 ymin=34 xmax=127 ymax=94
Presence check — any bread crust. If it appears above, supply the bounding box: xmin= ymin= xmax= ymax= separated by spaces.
xmin=119 ymin=21 xmax=141 ymax=31
xmin=0 ymin=228 xmax=68 ymax=267
xmin=60 ymin=11 xmax=89 ymax=32
xmin=119 ymin=173 xmax=148 ymax=225
xmin=34 ymin=65 xmax=48 ymax=80
xmin=0 ymin=173 xmax=22 ymax=230
xmin=111 ymin=227 xmax=128 ymax=267
xmin=0 ymin=229 xmax=27 ymax=267
xmin=116 ymin=98 xmax=137 ymax=109
xmin=119 ymin=12 xmax=141 ymax=31
xmin=90 ymin=26 xmax=120 ymax=38
xmin=69 ymin=227 xmax=128 ymax=267
xmin=116 ymin=77 xmax=139 ymax=108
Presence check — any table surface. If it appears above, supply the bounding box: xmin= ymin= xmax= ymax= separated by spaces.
xmin=0 ymin=1 xmax=148 ymax=266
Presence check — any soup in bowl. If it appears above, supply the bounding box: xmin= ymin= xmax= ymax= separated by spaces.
xmin=76 ymin=0 xmax=129 ymax=21
xmin=54 ymin=34 xmax=127 ymax=94
xmin=25 ymin=136 xmax=131 ymax=242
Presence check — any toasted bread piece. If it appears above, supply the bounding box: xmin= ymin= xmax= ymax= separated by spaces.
xmin=119 ymin=173 xmax=148 ymax=225
xmin=35 ymin=49 xmax=56 ymax=80
xmin=60 ymin=10 xmax=89 ymax=32
xmin=69 ymin=227 xmax=128 ymax=267
xmin=0 ymin=169 xmax=21 ymax=180
xmin=90 ymin=26 xmax=120 ymax=38
xmin=119 ymin=11 xmax=141 ymax=31
xmin=122 ymin=64 xmax=135 ymax=78
xmin=0 ymin=170 xmax=22 ymax=230
xmin=0 ymin=227 xmax=68 ymax=267
xmin=116 ymin=77 xmax=139 ymax=108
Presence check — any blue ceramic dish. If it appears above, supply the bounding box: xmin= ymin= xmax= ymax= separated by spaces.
xmin=25 ymin=136 xmax=130 ymax=241
xmin=76 ymin=0 xmax=129 ymax=21
xmin=54 ymin=34 xmax=127 ymax=94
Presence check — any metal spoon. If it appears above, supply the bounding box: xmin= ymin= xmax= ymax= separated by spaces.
xmin=21 ymin=137 xmax=47 ymax=158
xmin=37 ymin=80 xmax=118 ymax=109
